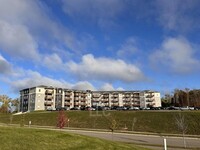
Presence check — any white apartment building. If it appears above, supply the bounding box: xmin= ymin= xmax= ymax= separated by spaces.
xmin=19 ymin=85 xmax=161 ymax=112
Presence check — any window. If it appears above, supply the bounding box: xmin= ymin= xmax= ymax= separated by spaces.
xmin=39 ymin=89 xmax=41 ymax=92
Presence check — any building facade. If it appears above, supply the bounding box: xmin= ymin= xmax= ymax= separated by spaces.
xmin=19 ymin=85 xmax=161 ymax=112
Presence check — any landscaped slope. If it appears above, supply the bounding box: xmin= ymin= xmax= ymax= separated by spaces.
xmin=0 ymin=111 xmax=200 ymax=135
xmin=0 ymin=126 xmax=148 ymax=150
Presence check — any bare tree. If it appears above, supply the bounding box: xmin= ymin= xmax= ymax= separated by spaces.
xmin=104 ymin=116 xmax=118 ymax=141
xmin=175 ymin=113 xmax=188 ymax=148
xmin=109 ymin=118 xmax=117 ymax=141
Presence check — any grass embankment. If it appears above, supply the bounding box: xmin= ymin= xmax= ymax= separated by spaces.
xmin=0 ymin=126 xmax=148 ymax=150
xmin=0 ymin=111 xmax=200 ymax=135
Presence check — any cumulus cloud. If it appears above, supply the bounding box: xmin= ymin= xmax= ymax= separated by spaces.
xmin=7 ymin=70 xmax=96 ymax=93
xmin=43 ymin=53 xmax=64 ymax=70
xmin=67 ymin=54 xmax=145 ymax=82
xmin=150 ymin=37 xmax=199 ymax=73
xmin=72 ymin=81 xmax=95 ymax=90
xmin=99 ymin=83 xmax=124 ymax=91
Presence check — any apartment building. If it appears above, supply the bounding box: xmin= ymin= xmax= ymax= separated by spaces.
xmin=19 ymin=85 xmax=161 ymax=112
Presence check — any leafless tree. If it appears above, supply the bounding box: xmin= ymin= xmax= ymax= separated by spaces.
xmin=175 ymin=113 xmax=188 ymax=148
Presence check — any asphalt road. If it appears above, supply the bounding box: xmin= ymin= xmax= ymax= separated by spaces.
xmin=65 ymin=129 xmax=200 ymax=149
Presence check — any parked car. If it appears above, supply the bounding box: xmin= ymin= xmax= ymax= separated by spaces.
xmin=85 ymin=107 xmax=95 ymax=111
xmin=128 ymin=107 xmax=139 ymax=110
xmin=116 ymin=106 xmax=127 ymax=111
xmin=103 ymin=107 xmax=111 ymax=110
xmin=56 ymin=107 xmax=67 ymax=111
xmin=70 ymin=107 xmax=80 ymax=110
xmin=194 ymin=107 xmax=200 ymax=110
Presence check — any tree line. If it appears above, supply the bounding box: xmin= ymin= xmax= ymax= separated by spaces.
xmin=162 ymin=89 xmax=200 ymax=107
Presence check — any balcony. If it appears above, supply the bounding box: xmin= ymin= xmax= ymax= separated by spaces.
xmin=45 ymin=95 xmax=53 ymax=100
xmin=44 ymin=101 xmax=53 ymax=106
xmin=124 ymin=94 xmax=131 ymax=98
xmin=80 ymin=102 xmax=86 ymax=106
xmin=92 ymin=94 xmax=101 ymax=98
xmin=65 ymin=93 xmax=72 ymax=96
xmin=45 ymin=90 xmax=54 ymax=94
xmin=132 ymin=104 xmax=140 ymax=107
xmin=81 ymin=99 xmax=86 ymax=102
xmin=132 ymin=98 xmax=140 ymax=102
xmin=65 ymin=97 xmax=72 ymax=101
xmin=102 ymin=99 xmax=109 ymax=102
xmin=146 ymin=94 xmax=154 ymax=98
xmin=112 ymin=94 xmax=118 ymax=98
xmin=146 ymin=99 xmax=154 ymax=102
xmin=74 ymin=93 xmax=80 ymax=96
xmin=123 ymin=100 xmax=131 ymax=103
xmin=133 ymin=94 xmax=140 ymax=98
xmin=112 ymin=100 xmax=118 ymax=103
xmin=124 ymin=103 xmax=131 ymax=106
xmin=92 ymin=99 xmax=99 ymax=102
xmin=74 ymin=102 xmax=79 ymax=105
xmin=112 ymin=103 xmax=119 ymax=106
xmin=147 ymin=103 xmax=155 ymax=107
xmin=81 ymin=93 xmax=87 ymax=97
xmin=74 ymin=97 xmax=79 ymax=101
xmin=64 ymin=102 xmax=71 ymax=105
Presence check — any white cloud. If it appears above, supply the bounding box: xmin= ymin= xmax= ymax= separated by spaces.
xmin=0 ymin=0 xmax=92 ymax=62
xmin=62 ymin=0 xmax=125 ymax=28
xmin=67 ymin=54 xmax=145 ymax=82
xmin=117 ymin=37 xmax=138 ymax=57
xmin=9 ymin=71 xmax=71 ymax=93
xmin=99 ymin=83 xmax=124 ymax=91
xmin=72 ymin=81 xmax=95 ymax=91
xmin=154 ymin=0 xmax=200 ymax=32
xmin=7 ymin=70 xmax=97 ymax=93
xmin=0 ymin=54 xmax=12 ymax=74
xmin=43 ymin=53 xmax=63 ymax=70
xmin=0 ymin=20 xmax=40 ymax=61
xmin=99 ymin=83 xmax=115 ymax=91
xmin=150 ymin=37 xmax=199 ymax=73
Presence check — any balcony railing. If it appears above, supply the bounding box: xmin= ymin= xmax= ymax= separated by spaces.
xmin=64 ymin=102 xmax=70 ymax=105
xmin=112 ymin=103 xmax=119 ymax=106
xmin=111 ymin=100 xmax=118 ymax=103
xmin=92 ymin=94 xmax=101 ymax=98
xmin=65 ymin=93 xmax=72 ymax=96
xmin=74 ymin=102 xmax=79 ymax=105
xmin=65 ymin=97 xmax=72 ymax=101
xmin=45 ymin=95 xmax=53 ymax=100
xmin=44 ymin=101 xmax=53 ymax=106
xmin=74 ymin=97 xmax=79 ymax=101
xmin=80 ymin=103 xmax=86 ymax=105
xmin=45 ymin=90 xmax=54 ymax=94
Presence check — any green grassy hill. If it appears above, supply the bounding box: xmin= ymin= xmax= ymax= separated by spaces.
xmin=0 ymin=126 xmax=148 ymax=150
xmin=1 ymin=111 xmax=200 ymax=135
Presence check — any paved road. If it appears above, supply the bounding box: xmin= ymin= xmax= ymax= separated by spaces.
xmin=64 ymin=129 xmax=200 ymax=149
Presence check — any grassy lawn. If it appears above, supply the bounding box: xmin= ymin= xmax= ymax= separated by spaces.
xmin=0 ymin=126 xmax=148 ymax=150
xmin=1 ymin=111 xmax=200 ymax=135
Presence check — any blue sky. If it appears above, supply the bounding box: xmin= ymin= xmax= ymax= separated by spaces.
xmin=0 ymin=0 xmax=200 ymax=98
